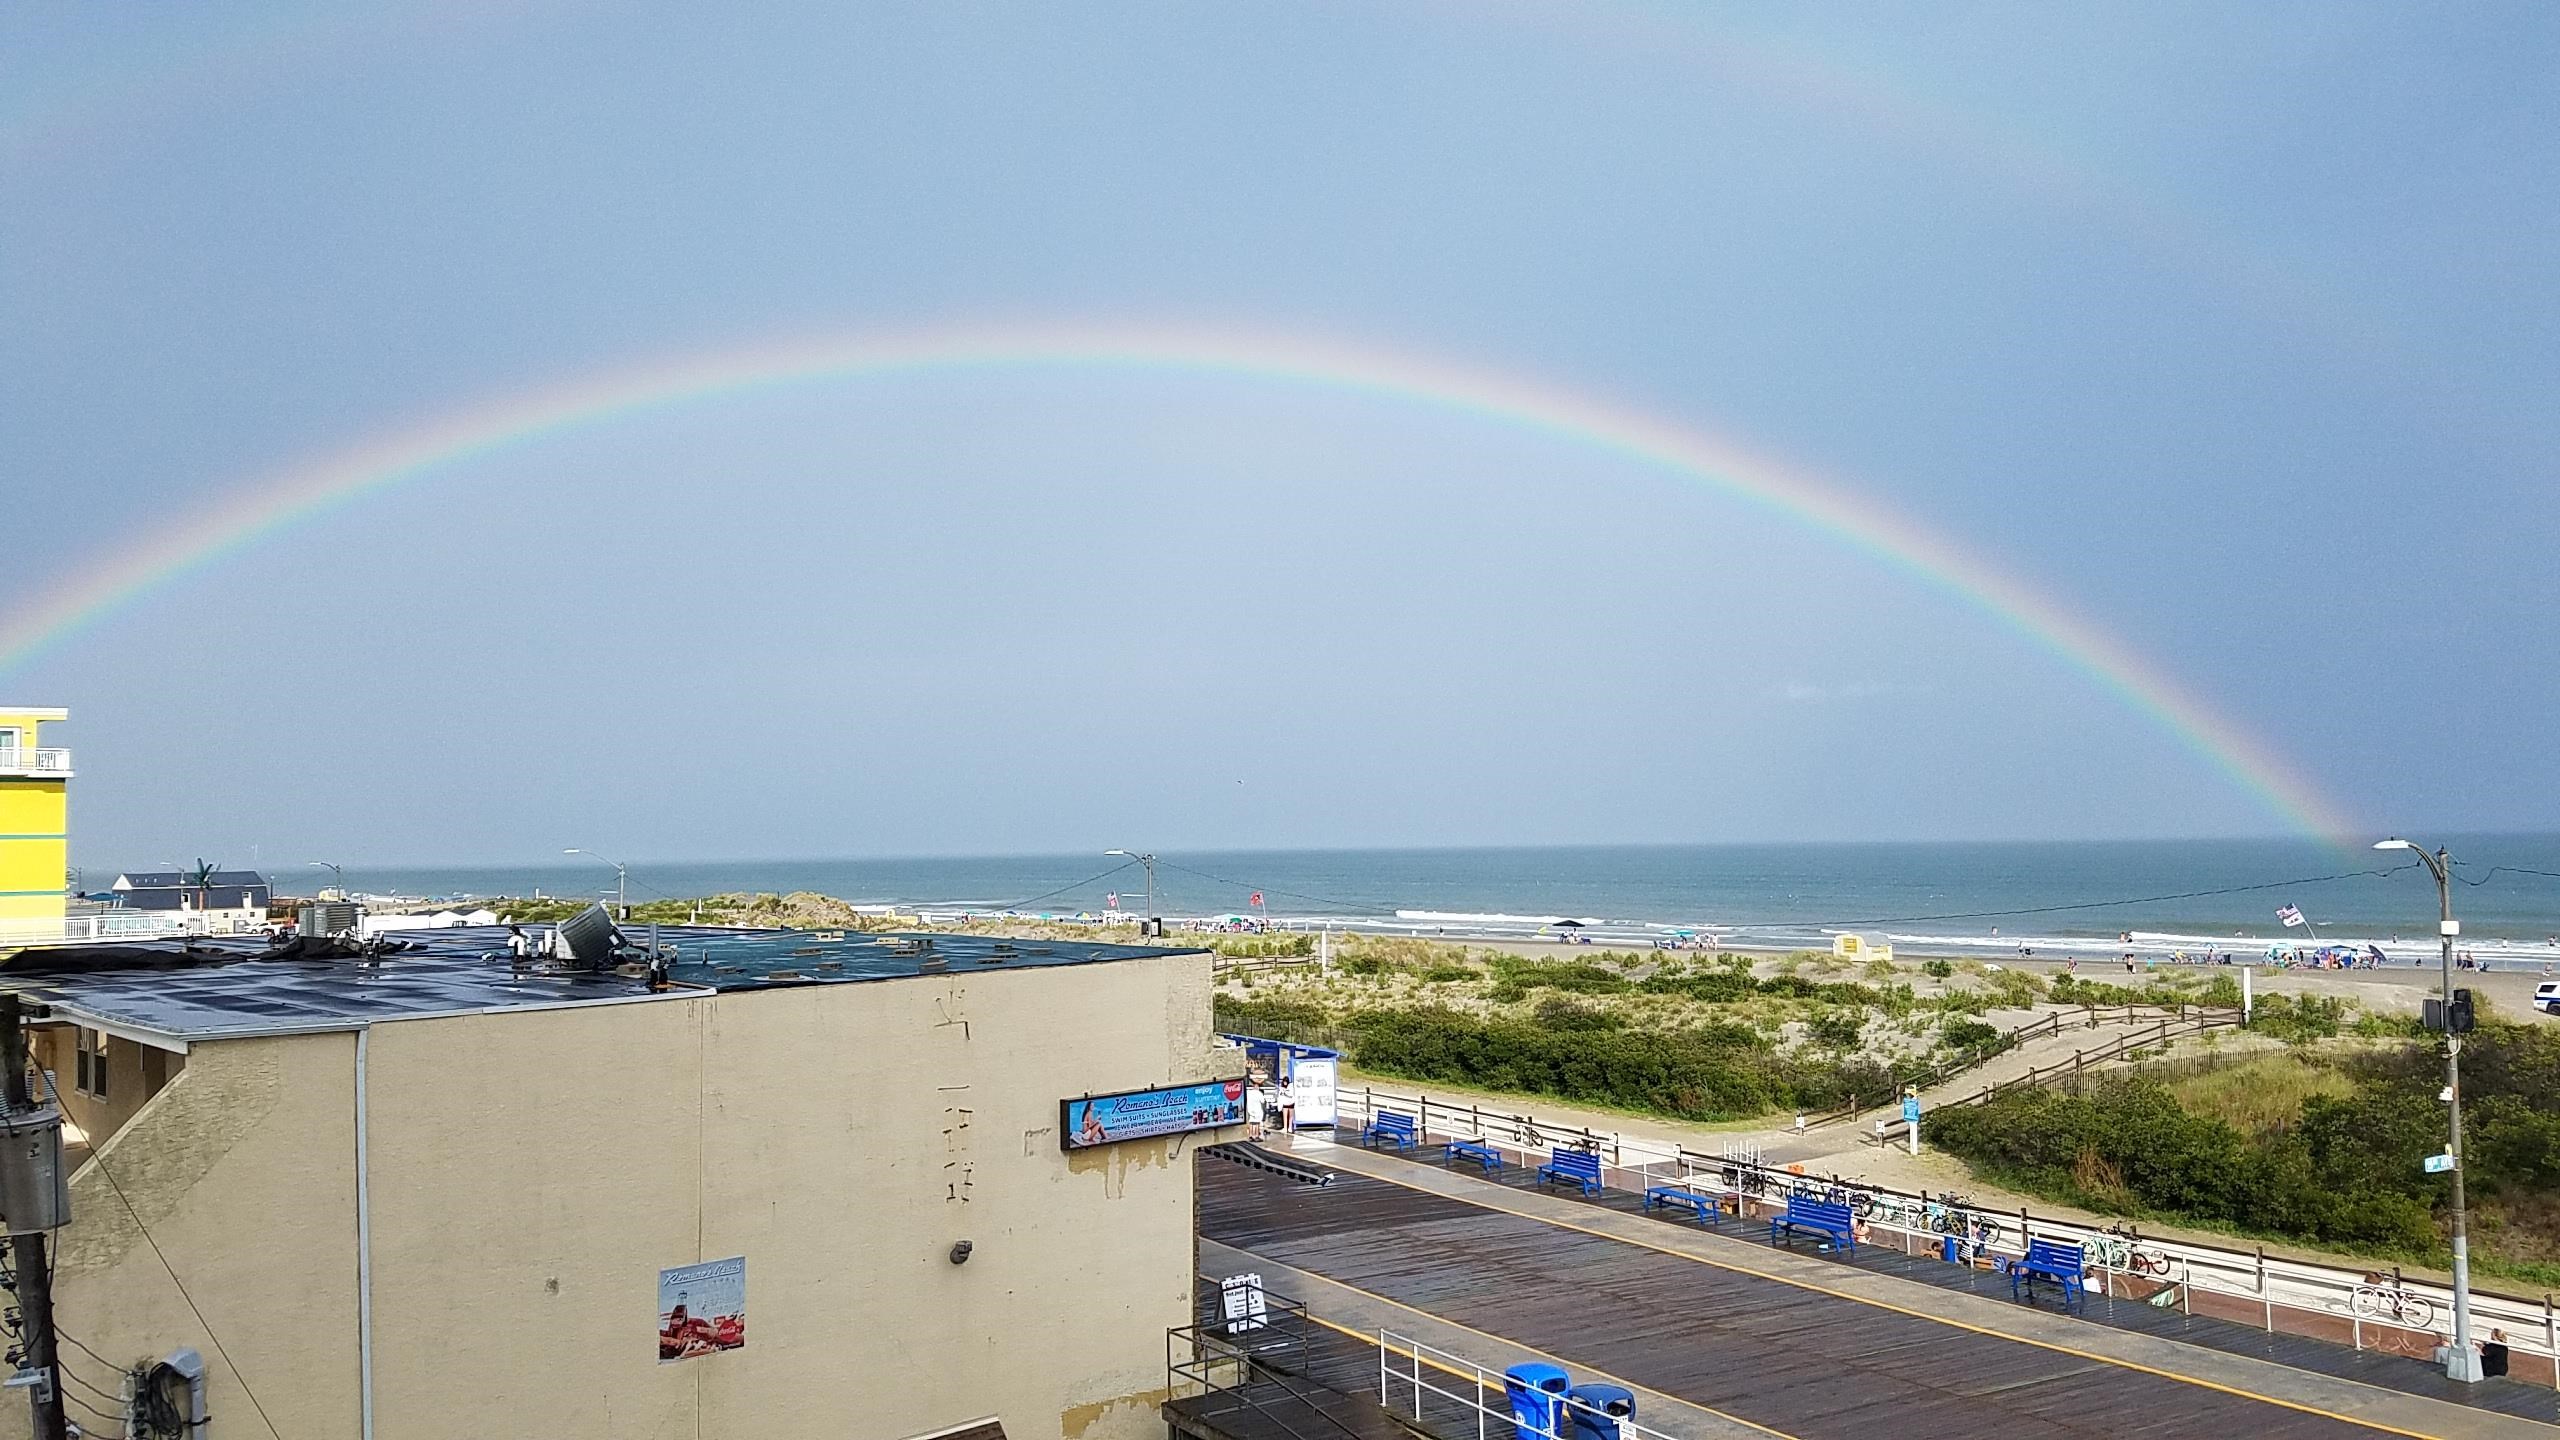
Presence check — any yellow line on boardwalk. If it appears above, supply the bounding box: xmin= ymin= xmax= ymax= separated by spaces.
xmin=1327 ymin=1156 xmax=2449 ymax=1440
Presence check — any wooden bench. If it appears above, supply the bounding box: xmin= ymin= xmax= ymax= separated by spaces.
xmin=1643 ymin=1184 xmax=1722 ymax=1225
xmin=1536 ymin=1147 xmax=1604 ymax=1196
xmin=1361 ymin=1111 xmax=1419 ymax=1149
xmin=2010 ymin=1238 xmax=2085 ymax=1311
xmin=1769 ymin=1195 xmax=1857 ymax=1257
xmin=1444 ymin=1137 xmax=1502 ymax=1173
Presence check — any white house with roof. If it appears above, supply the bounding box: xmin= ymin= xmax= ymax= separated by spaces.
xmin=109 ymin=869 xmax=272 ymax=931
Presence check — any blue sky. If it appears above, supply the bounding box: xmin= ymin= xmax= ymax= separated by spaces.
xmin=3 ymin=2 xmax=2554 ymax=866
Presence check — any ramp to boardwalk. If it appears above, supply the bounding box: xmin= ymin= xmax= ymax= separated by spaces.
xmin=1199 ymin=1152 xmax=2549 ymax=1440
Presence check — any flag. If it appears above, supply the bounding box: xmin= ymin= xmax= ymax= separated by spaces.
xmin=2276 ymin=905 xmax=2305 ymax=928
xmin=1248 ymin=891 xmax=1264 ymax=908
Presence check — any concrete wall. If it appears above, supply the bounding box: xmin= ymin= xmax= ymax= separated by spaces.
xmin=26 ymin=1033 xmax=361 ymax=1440
xmin=29 ymin=949 xmax=1221 ymax=1440
xmin=29 ymin=1026 xmax=185 ymax=1150
xmin=0 ymin=776 xmax=66 ymax=926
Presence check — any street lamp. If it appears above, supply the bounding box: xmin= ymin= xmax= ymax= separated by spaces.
xmin=1104 ymin=850 xmax=1157 ymax=936
xmin=564 ymin=848 xmax=628 ymax=919
xmin=307 ymin=860 xmax=345 ymax=900
xmin=2375 ymin=836 xmax=2479 ymax=1382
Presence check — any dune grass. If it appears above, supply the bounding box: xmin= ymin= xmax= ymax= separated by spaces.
xmin=2160 ymin=1051 xmax=2353 ymax=1136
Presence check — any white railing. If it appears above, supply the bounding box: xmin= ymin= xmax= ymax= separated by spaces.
xmin=0 ymin=748 xmax=70 ymax=776
xmin=1381 ymin=1329 xmax=1677 ymax=1440
xmin=0 ymin=912 xmax=265 ymax=948
xmin=1336 ymin=1085 xmax=2560 ymax=1386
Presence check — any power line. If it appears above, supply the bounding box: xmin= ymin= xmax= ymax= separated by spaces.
xmin=1798 ymin=861 xmax=2427 ymax=929
xmin=2451 ymin=862 xmax=2560 ymax=888
xmin=51 ymin=1332 xmax=122 ymax=1378
xmin=51 ymin=1072 xmax=278 ymax=1440
xmin=993 ymin=859 xmax=1139 ymax=912
xmin=54 ymin=1363 xmax=122 ymax=1409
xmin=59 ymin=1390 xmax=123 ymax=1435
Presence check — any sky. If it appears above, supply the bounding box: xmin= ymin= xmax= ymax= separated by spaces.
xmin=3 ymin=2 xmax=2556 ymax=868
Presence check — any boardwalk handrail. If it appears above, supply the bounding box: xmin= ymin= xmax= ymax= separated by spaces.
xmin=1378 ymin=1328 xmax=1681 ymax=1440
xmin=1805 ymin=1003 xmax=2243 ymax=1129
xmin=1330 ymin=1083 xmax=2560 ymax=1379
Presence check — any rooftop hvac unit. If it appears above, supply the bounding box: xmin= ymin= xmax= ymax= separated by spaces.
xmin=300 ymin=900 xmax=360 ymax=938
xmin=554 ymin=903 xmax=624 ymax=970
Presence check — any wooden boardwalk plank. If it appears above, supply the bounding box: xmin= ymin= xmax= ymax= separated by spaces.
xmin=1200 ymin=1160 xmax=2400 ymax=1440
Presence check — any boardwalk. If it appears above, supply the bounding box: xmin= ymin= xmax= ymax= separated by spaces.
xmin=1200 ymin=1155 xmax=2502 ymax=1439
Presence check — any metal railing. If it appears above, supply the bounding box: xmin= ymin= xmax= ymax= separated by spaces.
xmin=1380 ymin=1329 xmax=1678 ymax=1440
xmin=0 ymin=748 xmax=70 ymax=776
xmin=0 ymin=912 xmax=266 ymax=948
xmin=1332 ymin=1084 xmax=2560 ymax=1387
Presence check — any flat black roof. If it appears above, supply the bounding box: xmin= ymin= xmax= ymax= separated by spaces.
xmin=2 ymin=925 xmax=1204 ymax=1043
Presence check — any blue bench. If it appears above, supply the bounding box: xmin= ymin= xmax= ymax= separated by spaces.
xmin=1769 ymin=1196 xmax=1857 ymax=1257
xmin=1643 ymin=1184 xmax=1722 ymax=1225
xmin=1537 ymin=1147 xmax=1604 ymax=1196
xmin=1362 ymin=1111 xmax=1419 ymax=1149
xmin=1444 ymin=1137 xmax=1502 ymax=1173
xmin=2010 ymin=1238 xmax=2085 ymax=1311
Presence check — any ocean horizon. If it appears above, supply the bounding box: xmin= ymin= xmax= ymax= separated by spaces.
xmin=223 ymin=834 xmax=2560 ymax=956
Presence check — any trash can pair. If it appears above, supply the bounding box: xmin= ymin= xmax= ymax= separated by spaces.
xmin=1503 ymin=1364 xmax=1634 ymax=1440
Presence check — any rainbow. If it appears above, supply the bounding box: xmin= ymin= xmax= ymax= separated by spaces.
xmin=0 ymin=321 xmax=2354 ymax=836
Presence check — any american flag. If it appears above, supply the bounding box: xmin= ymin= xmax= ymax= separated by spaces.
xmin=2276 ymin=904 xmax=2306 ymax=928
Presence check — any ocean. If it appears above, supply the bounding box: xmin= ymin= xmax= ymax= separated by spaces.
xmin=330 ymin=835 xmax=2560 ymax=961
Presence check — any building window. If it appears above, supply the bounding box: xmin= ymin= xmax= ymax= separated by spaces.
xmin=75 ymin=1029 xmax=107 ymax=1101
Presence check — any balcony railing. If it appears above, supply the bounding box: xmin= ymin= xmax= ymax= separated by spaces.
xmin=0 ymin=748 xmax=70 ymax=776
xmin=0 ymin=912 xmax=267 ymax=948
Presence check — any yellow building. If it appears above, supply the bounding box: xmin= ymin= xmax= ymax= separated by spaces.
xmin=8 ymin=922 xmax=1232 ymax=1440
xmin=0 ymin=707 xmax=71 ymax=939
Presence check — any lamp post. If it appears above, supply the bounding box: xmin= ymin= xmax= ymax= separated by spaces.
xmin=2375 ymin=837 xmax=2478 ymax=1382
xmin=307 ymin=860 xmax=345 ymax=901
xmin=564 ymin=848 xmax=628 ymax=919
xmin=1104 ymin=850 xmax=1157 ymax=936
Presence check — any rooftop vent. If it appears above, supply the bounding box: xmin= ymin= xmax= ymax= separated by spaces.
xmin=553 ymin=904 xmax=623 ymax=971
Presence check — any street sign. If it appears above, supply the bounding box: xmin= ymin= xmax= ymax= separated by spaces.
xmin=2424 ymin=1152 xmax=2457 ymax=1174
xmin=1902 ymin=1097 xmax=1922 ymax=1123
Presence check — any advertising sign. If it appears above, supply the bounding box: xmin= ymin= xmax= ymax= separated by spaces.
xmin=658 ymin=1256 xmax=746 ymax=1363
xmin=1062 ymin=1078 xmax=1245 ymax=1150
xmin=1289 ymin=1055 xmax=1337 ymax=1127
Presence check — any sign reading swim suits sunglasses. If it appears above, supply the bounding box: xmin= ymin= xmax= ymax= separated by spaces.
xmin=1061 ymin=1078 xmax=1246 ymax=1150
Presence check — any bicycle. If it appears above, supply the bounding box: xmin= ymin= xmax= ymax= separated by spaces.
xmin=2349 ymin=1284 xmax=2436 ymax=1331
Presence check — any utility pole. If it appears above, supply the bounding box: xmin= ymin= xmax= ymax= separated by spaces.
xmin=564 ymin=849 xmax=629 ymax=920
xmin=1 ymin=996 xmax=66 ymax=1440
xmin=2376 ymin=837 xmax=2479 ymax=1382
xmin=1104 ymin=851 xmax=1158 ymax=937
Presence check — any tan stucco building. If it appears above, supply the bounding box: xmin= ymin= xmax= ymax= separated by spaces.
xmin=2 ymin=926 xmax=1231 ymax=1440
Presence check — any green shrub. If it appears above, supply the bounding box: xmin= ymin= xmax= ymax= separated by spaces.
xmin=1532 ymin=997 xmax=1624 ymax=1031
xmin=1939 ymin=1018 xmax=2004 ymax=1055
xmin=2247 ymin=993 xmax=2345 ymax=1044
xmin=1806 ymin=1010 xmax=1864 ymax=1049
xmin=1922 ymin=958 xmax=1954 ymax=979
xmin=1212 ymin=996 xmax=1332 ymax=1041
xmin=1341 ymin=1005 xmax=1887 ymax=1121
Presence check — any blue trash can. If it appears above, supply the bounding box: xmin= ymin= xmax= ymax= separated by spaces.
xmin=1503 ymin=1363 xmax=1571 ymax=1440
xmin=1564 ymin=1383 xmax=1634 ymax=1440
